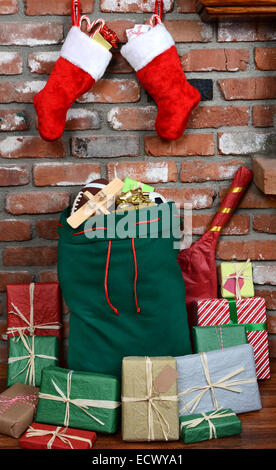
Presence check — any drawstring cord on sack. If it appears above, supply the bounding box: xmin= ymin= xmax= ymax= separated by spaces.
xmin=132 ymin=238 xmax=141 ymax=314
xmin=104 ymin=239 xmax=141 ymax=316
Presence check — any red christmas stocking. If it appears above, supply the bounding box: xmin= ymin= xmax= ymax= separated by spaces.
xmin=121 ymin=20 xmax=201 ymax=141
xmin=34 ymin=25 xmax=112 ymax=141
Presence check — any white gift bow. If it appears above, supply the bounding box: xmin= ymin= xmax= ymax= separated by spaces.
xmin=39 ymin=370 xmax=120 ymax=428
xmin=8 ymin=333 xmax=58 ymax=386
xmin=7 ymin=283 xmax=61 ymax=337
xmin=25 ymin=425 xmax=94 ymax=449
xmin=178 ymin=352 xmax=257 ymax=414
xmin=180 ymin=408 xmax=236 ymax=440
xmin=121 ymin=357 xmax=178 ymax=441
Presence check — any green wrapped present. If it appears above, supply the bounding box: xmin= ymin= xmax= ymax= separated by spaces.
xmin=220 ymin=260 xmax=254 ymax=299
xmin=193 ymin=324 xmax=248 ymax=353
xmin=8 ymin=335 xmax=59 ymax=387
xmin=35 ymin=367 xmax=120 ymax=434
xmin=180 ymin=408 xmax=241 ymax=444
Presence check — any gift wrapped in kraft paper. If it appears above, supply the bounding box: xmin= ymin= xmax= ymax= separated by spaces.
xmin=0 ymin=383 xmax=39 ymax=438
xmin=122 ymin=356 xmax=179 ymax=441
xmin=176 ymin=344 xmax=262 ymax=416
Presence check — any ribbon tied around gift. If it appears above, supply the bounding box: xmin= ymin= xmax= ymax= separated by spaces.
xmin=178 ymin=352 xmax=257 ymax=415
xmin=8 ymin=333 xmax=58 ymax=386
xmin=0 ymin=393 xmax=38 ymax=415
xmin=25 ymin=425 xmax=94 ymax=449
xmin=121 ymin=357 xmax=178 ymax=441
xmin=38 ymin=370 xmax=120 ymax=428
xmin=222 ymin=258 xmax=252 ymax=300
xmin=180 ymin=408 xmax=236 ymax=440
xmin=7 ymin=283 xmax=61 ymax=338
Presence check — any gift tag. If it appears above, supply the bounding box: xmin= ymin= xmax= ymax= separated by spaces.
xmin=154 ymin=365 xmax=179 ymax=394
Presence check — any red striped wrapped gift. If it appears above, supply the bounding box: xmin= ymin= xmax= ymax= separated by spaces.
xmin=196 ymin=297 xmax=270 ymax=380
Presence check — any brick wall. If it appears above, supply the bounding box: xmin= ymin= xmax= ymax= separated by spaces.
xmin=0 ymin=1 xmax=275 ymax=363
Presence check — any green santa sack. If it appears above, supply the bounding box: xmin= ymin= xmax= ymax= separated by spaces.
xmin=57 ymin=202 xmax=191 ymax=377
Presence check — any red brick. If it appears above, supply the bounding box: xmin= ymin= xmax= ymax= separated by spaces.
xmin=190 ymin=213 xmax=250 ymax=235
xmin=0 ymin=220 xmax=31 ymax=241
xmin=5 ymin=191 xmax=70 ymax=215
xmin=0 ymin=271 xmax=33 ymax=291
xmin=253 ymin=264 xmax=276 ymax=286
xmin=181 ymin=49 xmax=249 ymax=72
xmin=0 ymin=165 xmax=29 ymax=186
xmin=107 ymin=50 xmax=133 ymax=74
xmin=253 ymin=157 xmax=276 ymax=195
xmin=34 ymin=108 xmax=102 ymax=131
xmin=188 ymin=106 xmax=249 ymax=128
xmin=100 ymin=0 xmax=173 ymax=13
xmin=253 ymin=214 xmax=276 ymax=234
xmin=255 ymin=289 xmax=276 ymax=310
xmin=28 ymin=51 xmax=58 ymax=74
xmin=163 ymin=20 xmax=212 ymax=43
xmin=145 ymin=134 xmax=215 ymax=157
xmin=0 ymin=80 xmax=45 ymax=103
xmin=72 ymin=135 xmax=139 ymax=158
xmin=253 ymin=105 xmax=276 ymax=127
xmin=0 ymin=22 xmax=63 ymax=46
xmin=218 ymin=132 xmax=275 ymax=155
xmin=0 ymin=52 xmax=22 ymax=75
xmin=255 ymin=47 xmax=276 ymax=71
xmin=33 ymin=162 xmax=101 ymax=187
xmin=218 ymin=77 xmax=276 ymax=100
xmin=77 ymin=79 xmax=140 ymax=104
xmin=25 ymin=0 xmax=94 ymax=15
xmin=107 ymin=161 xmax=178 ymax=183
xmin=180 ymin=159 xmax=245 ymax=183
xmin=0 ymin=136 xmax=66 ymax=159
xmin=218 ymin=20 xmax=276 ymax=42
xmin=0 ymin=0 xmax=17 ymax=14
xmin=0 ymin=110 xmax=29 ymax=132
xmin=108 ymin=106 xmax=156 ymax=131
xmin=3 ymin=246 xmax=57 ymax=266
xmin=36 ymin=219 xmax=59 ymax=240
xmin=105 ymin=20 xmax=136 ymax=43
xmin=39 ymin=271 xmax=58 ymax=282
xmin=177 ymin=0 xmax=197 ymax=13
xmin=155 ymin=187 xmax=215 ymax=209
xmin=219 ymin=185 xmax=276 ymax=209
xmin=268 ymin=314 xmax=276 ymax=333
xmin=216 ymin=240 xmax=276 ymax=261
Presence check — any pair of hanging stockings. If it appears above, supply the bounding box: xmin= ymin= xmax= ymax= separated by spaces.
xmin=34 ymin=0 xmax=200 ymax=141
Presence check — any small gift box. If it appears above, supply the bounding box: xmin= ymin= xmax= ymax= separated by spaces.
xmin=220 ymin=260 xmax=254 ymax=299
xmin=176 ymin=344 xmax=262 ymax=416
xmin=0 ymin=383 xmax=39 ymax=438
xmin=19 ymin=423 xmax=97 ymax=449
xmin=7 ymin=282 xmax=62 ymax=339
xmin=193 ymin=324 xmax=248 ymax=353
xmin=195 ymin=297 xmax=269 ymax=379
xmin=7 ymin=335 xmax=59 ymax=387
xmin=180 ymin=408 xmax=241 ymax=444
xmin=122 ymin=356 xmax=179 ymax=441
xmin=35 ymin=367 xmax=120 ymax=434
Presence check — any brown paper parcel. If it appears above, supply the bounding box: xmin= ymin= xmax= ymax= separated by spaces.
xmin=122 ymin=356 xmax=179 ymax=441
xmin=0 ymin=382 xmax=39 ymax=438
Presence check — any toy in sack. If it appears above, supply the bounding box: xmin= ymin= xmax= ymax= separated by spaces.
xmin=120 ymin=0 xmax=201 ymax=140
xmin=33 ymin=0 xmax=119 ymax=141
xmin=177 ymin=166 xmax=253 ymax=324
xmin=58 ymin=186 xmax=192 ymax=377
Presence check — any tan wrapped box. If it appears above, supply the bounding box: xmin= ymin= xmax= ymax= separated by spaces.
xmin=0 ymin=382 xmax=39 ymax=438
xmin=122 ymin=356 xmax=179 ymax=442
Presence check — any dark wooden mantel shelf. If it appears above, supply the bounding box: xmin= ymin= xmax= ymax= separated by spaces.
xmin=196 ymin=0 xmax=276 ymax=21
xmin=0 ymin=361 xmax=275 ymax=449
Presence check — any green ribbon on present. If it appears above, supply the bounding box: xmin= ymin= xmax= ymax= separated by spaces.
xmin=228 ymin=299 xmax=267 ymax=332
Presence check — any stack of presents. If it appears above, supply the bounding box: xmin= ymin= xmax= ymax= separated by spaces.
xmin=0 ymin=169 xmax=270 ymax=449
